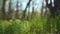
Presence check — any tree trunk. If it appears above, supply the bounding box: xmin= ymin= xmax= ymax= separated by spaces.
xmin=22 ymin=0 xmax=32 ymax=20
xmin=2 ymin=0 xmax=6 ymax=19
xmin=54 ymin=0 xmax=60 ymax=15
xmin=7 ymin=0 xmax=12 ymax=20
xmin=15 ymin=0 xmax=19 ymax=19
xmin=27 ymin=5 xmax=30 ymax=20
xmin=41 ymin=1 xmax=44 ymax=16
xmin=31 ymin=6 xmax=34 ymax=18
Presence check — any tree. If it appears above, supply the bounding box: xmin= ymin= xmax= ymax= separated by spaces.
xmin=0 ymin=0 xmax=3 ymax=19
xmin=45 ymin=0 xmax=53 ymax=33
xmin=27 ymin=5 xmax=30 ymax=20
xmin=2 ymin=0 xmax=6 ymax=19
xmin=7 ymin=0 xmax=12 ymax=20
xmin=54 ymin=0 xmax=60 ymax=15
xmin=22 ymin=0 xmax=32 ymax=20
xmin=45 ymin=0 xmax=60 ymax=33
xmin=54 ymin=0 xmax=60 ymax=32
xmin=31 ymin=0 xmax=34 ymax=19
xmin=0 ymin=0 xmax=2 ymax=9
xmin=15 ymin=0 xmax=19 ymax=19
xmin=44 ymin=0 xmax=49 ymax=16
xmin=41 ymin=0 xmax=44 ymax=16
xmin=31 ymin=6 xmax=34 ymax=18
xmin=45 ymin=0 xmax=60 ymax=17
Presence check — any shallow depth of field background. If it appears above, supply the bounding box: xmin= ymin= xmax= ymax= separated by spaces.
xmin=0 ymin=0 xmax=60 ymax=34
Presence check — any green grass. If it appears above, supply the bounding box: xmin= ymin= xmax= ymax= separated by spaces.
xmin=0 ymin=15 xmax=60 ymax=34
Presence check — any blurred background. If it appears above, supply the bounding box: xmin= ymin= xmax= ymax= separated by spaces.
xmin=0 ymin=0 xmax=60 ymax=34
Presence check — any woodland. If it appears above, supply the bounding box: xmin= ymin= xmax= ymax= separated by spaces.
xmin=0 ymin=0 xmax=60 ymax=34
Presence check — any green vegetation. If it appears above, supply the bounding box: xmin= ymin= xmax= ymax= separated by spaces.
xmin=0 ymin=0 xmax=60 ymax=34
xmin=0 ymin=15 xmax=60 ymax=34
